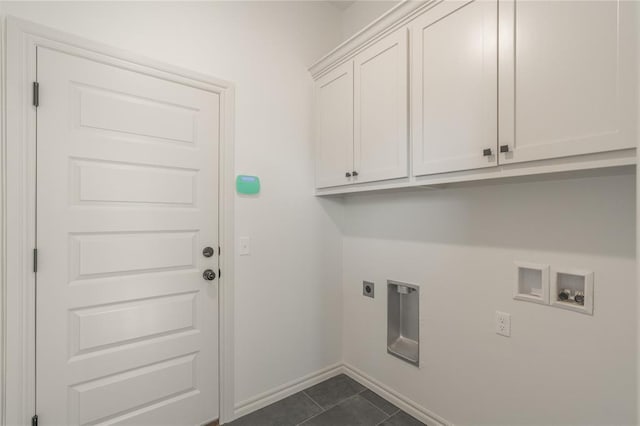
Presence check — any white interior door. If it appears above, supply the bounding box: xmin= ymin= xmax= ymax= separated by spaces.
xmin=411 ymin=0 xmax=498 ymax=176
xmin=36 ymin=46 xmax=220 ymax=425
xmin=315 ymin=61 xmax=354 ymax=188
xmin=353 ymin=28 xmax=408 ymax=183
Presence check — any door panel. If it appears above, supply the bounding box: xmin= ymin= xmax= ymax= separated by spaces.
xmin=411 ymin=0 xmax=498 ymax=176
xmin=315 ymin=61 xmax=354 ymax=188
xmin=78 ymin=87 xmax=197 ymax=144
xmin=68 ymin=354 xmax=197 ymax=425
xmin=36 ymin=47 xmax=219 ymax=425
xmin=499 ymin=0 xmax=637 ymax=164
xmin=72 ymin=159 xmax=197 ymax=206
xmin=353 ymin=29 xmax=408 ymax=183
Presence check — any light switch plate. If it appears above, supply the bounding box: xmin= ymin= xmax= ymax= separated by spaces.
xmin=239 ymin=237 xmax=250 ymax=256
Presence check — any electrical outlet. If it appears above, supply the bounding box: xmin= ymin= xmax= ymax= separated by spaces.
xmin=495 ymin=311 xmax=511 ymax=337
xmin=362 ymin=281 xmax=374 ymax=298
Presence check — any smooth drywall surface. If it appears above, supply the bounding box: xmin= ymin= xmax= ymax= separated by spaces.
xmin=0 ymin=0 xmax=345 ymax=409
xmin=340 ymin=0 xmax=400 ymax=40
xmin=636 ymin=2 xmax=640 ymax=421
xmin=342 ymin=171 xmax=637 ymax=425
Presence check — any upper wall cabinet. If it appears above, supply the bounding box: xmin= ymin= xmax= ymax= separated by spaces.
xmin=411 ymin=0 xmax=498 ymax=176
xmin=498 ymin=0 xmax=637 ymax=164
xmin=314 ymin=29 xmax=408 ymax=189
xmin=354 ymin=29 xmax=409 ymax=184
xmin=315 ymin=61 xmax=354 ymax=188
xmin=310 ymin=0 xmax=637 ymax=195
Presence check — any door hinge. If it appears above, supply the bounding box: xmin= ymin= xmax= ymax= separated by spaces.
xmin=33 ymin=248 xmax=38 ymax=273
xmin=218 ymin=269 xmax=222 ymax=279
xmin=33 ymin=82 xmax=39 ymax=107
xmin=31 ymin=414 xmax=38 ymax=426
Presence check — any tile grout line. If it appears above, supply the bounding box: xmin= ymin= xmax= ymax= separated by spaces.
xmin=374 ymin=416 xmax=391 ymax=426
xmin=239 ymin=376 xmax=411 ymax=426
xmin=373 ymin=408 xmax=401 ymax=426
xmin=302 ymin=390 xmax=325 ymax=412
xmin=297 ymin=393 xmax=362 ymax=426
xmin=359 ymin=392 xmax=396 ymax=421
xmin=302 ymin=383 xmax=365 ymax=413
xmin=299 ymin=389 xmax=393 ymax=426
xmin=296 ymin=391 xmax=327 ymax=426
xmin=358 ymin=387 xmax=401 ymax=419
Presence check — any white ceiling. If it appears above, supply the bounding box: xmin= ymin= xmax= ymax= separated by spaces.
xmin=326 ymin=1 xmax=356 ymax=11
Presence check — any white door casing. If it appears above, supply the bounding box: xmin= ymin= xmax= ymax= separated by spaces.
xmin=2 ymin=18 xmax=236 ymax=426
xmin=411 ymin=0 xmax=498 ymax=176
xmin=498 ymin=0 xmax=638 ymax=164
xmin=353 ymin=28 xmax=408 ymax=183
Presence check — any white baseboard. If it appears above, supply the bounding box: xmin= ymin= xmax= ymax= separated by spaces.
xmin=231 ymin=362 xmax=452 ymax=426
xmin=232 ymin=363 xmax=343 ymax=421
xmin=342 ymin=363 xmax=453 ymax=426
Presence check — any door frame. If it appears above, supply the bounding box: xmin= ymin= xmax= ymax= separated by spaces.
xmin=0 ymin=16 xmax=236 ymax=425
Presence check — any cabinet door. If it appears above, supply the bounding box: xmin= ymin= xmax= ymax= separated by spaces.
xmin=353 ymin=29 xmax=408 ymax=183
xmin=411 ymin=0 xmax=498 ymax=176
xmin=499 ymin=0 xmax=637 ymax=164
xmin=315 ymin=61 xmax=354 ymax=188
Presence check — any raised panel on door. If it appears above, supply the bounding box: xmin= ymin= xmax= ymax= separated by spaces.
xmin=315 ymin=61 xmax=354 ymax=188
xmin=411 ymin=0 xmax=498 ymax=176
xmin=36 ymin=47 xmax=220 ymax=425
xmin=499 ymin=0 xmax=637 ymax=164
xmin=353 ymin=29 xmax=408 ymax=183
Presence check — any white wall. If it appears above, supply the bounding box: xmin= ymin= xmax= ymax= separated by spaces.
xmin=342 ymin=170 xmax=637 ymax=425
xmin=0 ymin=0 xmax=345 ymax=411
xmin=636 ymin=3 xmax=640 ymax=422
xmin=339 ymin=0 xmax=400 ymax=40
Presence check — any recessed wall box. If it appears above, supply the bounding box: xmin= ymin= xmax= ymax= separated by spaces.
xmin=551 ymin=269 xmax=594 ymax=315
xmin=513 ymin=261 xmax=550 ymax=305
xmin=387 ymin=280 xmax=419 ymax=367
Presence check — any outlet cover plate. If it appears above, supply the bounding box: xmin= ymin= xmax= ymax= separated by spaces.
xmin=495 ymin=311 xmax=511 ymax=337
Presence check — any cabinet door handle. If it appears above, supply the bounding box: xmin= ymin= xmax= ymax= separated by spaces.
xmin=345 ymin=172 xmax=352 ymax=178
xmin=483 ymin=148 xmax=493 ymax=157
xmin=500 ymin=145 xmax=510 ymax=153
xmin=352 ymin=171 xmax=359 ymax=177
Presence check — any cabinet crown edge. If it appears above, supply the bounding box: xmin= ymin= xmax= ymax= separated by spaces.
xmin=308 ymin=0 xmax=438 ymax=79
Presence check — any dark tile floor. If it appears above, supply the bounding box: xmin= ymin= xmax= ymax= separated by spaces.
xmin=229 ymin=374 xmax=427 ymax=426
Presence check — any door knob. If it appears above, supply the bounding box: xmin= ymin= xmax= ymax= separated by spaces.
xmin=352 ymin=171 xmax=359 ymax=177
xmin=203 ymin=269 xmax=216 ymax=281
xmin=500 ymin=145 xmax=510 ymax=153
xmin=202 ymin=247 xmax=214 ymax=258
xmin=345 ymin=172 xmax=352 ymax=178
xmin=483 ymin=148 xmax=493 ymax=157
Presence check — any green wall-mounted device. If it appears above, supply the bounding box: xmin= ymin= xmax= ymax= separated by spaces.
xmin=236 ymin=175 xmax=260 ymax=195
